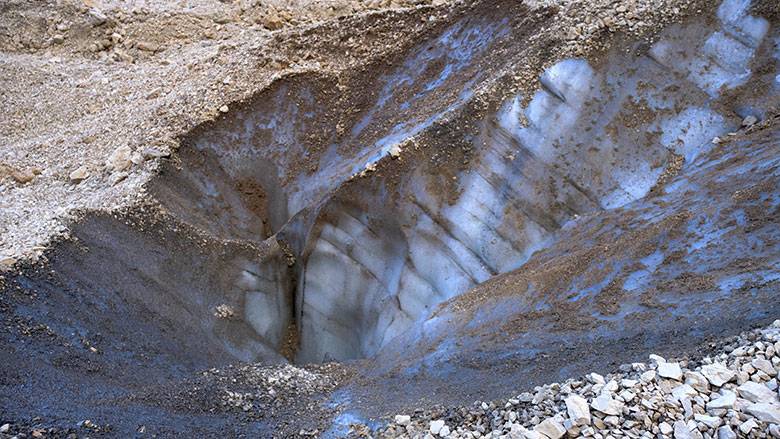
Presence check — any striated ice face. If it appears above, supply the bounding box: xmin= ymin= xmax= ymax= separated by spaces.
xmin=293 ymin=0 xmax=779 ymax=363
xmin=164 ymin=0 xmax=779 ymax=365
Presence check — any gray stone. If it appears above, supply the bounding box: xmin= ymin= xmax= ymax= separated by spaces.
xmin=745 ymin=402 xmax=780 ymax=423
xmin=674 ymin=420 xmax=694 ymax=439
xmin=737 ymin=381 xmax=778 ymax=403
xmin=106 ymin=145 xmax=133 ymax=172
xmin=707 ymin=391 xmax=737 ymax=410
xmin=672 ymin=384 xmax=698 ymax=401
xmin=587 ymin=373 xmax=605 ymax=385
xmin=717 ymin=425 xmax=736 ymax=439
xmin=739 ymin=418 xmax=757 ymax=434
xmin=565 ymin=394 xmax=591 ymax=426
xmin=701 ymin=364 xmax=735 ymax=387
xmin=742 ymin=115 xmax=758 ymax=127
xmin=534 ymin=417 xmax=566 ymax=439
xmin=685 ymin=371 xmax=710 ymax=393
xmin=141 ymin=147 xmax=170 ymax=159
xmin=518 ymin=392 xmax=534 ymax=402
xmin=693 ymin=414 xmax=722 ymax=429
xmin=394 ymin=415 xmax=411 ymax=426
xmin=753 ymin=358 xmax=777 ymax=376
xmin=658 ymin=362 xmax=683 ymax=381
xmin=641 ymin=370 xmax=656 ymax=383
xmin=430 ymin=420 xmax=445 ymax=435
xmin=69 ymin=166 xmax=89 ymax=182
xmin=590 ymin=394 xmax=624 ymax=416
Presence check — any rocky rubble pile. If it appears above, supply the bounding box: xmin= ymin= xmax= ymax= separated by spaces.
xmin=204 ymin=363 xmax=342 ymax=413
xmin=381 ymin=321 xmax=780 ymax=438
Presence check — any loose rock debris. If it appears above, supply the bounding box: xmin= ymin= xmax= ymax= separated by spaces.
xmin=379 ymin=321 xmax=780 ymax=439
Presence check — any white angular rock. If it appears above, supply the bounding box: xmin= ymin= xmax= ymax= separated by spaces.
xmin=745 ymin=402 xmax=780 ymax=423
xmin=681 ymin=396 xmax=694 ymax=418
xmin=508 ymin=423 xmax=527 ymax=439
xmin=518 ymin=392 xmax=533 ymax=402
xmin=106 ymin=145 xmax=133 ymax=172
xmin=672 ymin=384 xmax=698 ymax=401
xmin=510 ymin=424 xmax=544 ymax=439
xmin=684 ymin=371 xmax=710 ymax=392
xmin=602 ymin=380 xmax=619 ymax=393
xmin=673 ymin=420 xmax=695 ymax=439
xmin=565 ymin=394 xmax=591 ymax=426
xmin=603 ymin=415 xmax=619 ymax=427
xmin=701 ymin=363 xmax=735 ymax=387
xmin=717 ymin=425 xmax=736 ymax=439
xmin=618 ymin=389 xmax=635 ymax=402
xmin=439 ymin=425 xmax=450 ymax=437
xmin=430 ymin=420 xmax=445 ymax=435
xmin=707 ymin=391 xmax=736 ymax=410
xmin=534 ymin=417 xmax=566 ymax=439
xmin=693 ymin=414 xmax=722 ymax=429
xmin=532 ymin=389 xmax=550 ymax=404
xmin=522 ymin=430 xmax=545 ymax=439
xmin=737 ymin=381 xmax=778 ymax=403
xmin=659 ymin=421 xmax=673 ymax=435
xmin=649 ymin=354 xmax=667 ymax=364
xmin=69 ymin=166 xmax=89 ymax=182
xmin=753 ymin=358 xmax=777 ymax=376
xmin=587 ymin=373 xmax=605 ymax=385
xmin=590 ymin=394 xmax=623 ymax=416
xmin=658 ymin=362 xmax=683 ymax=381
xmin=640 ymin=370 xmax=656 ymax=382
xmin=739 ymin=418 xmax=758 ymax=434
xmin=394 ymin=415 xmax=411 ymax=426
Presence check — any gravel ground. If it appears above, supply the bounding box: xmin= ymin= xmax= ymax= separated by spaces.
xmin=378 ymin=321 xmax=780 ymax=439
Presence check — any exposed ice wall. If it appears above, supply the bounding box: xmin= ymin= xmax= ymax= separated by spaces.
xmin=185 ymin=14 xmax=509 ymax=232
xmin=296 ymin=0 xmax=778 ymax=363
xmin=153 ymin=0 xmax=778 ymax=364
